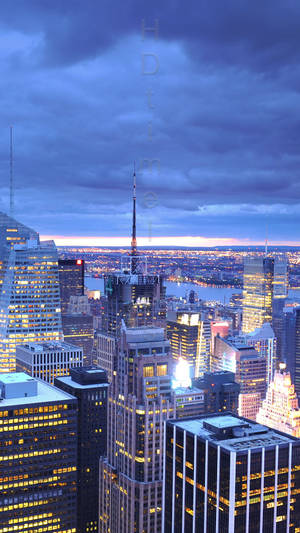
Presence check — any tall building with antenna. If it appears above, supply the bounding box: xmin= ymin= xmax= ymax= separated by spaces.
xmin=103 ymin=167 xmax=165 ymax=335
xmin=0 ymin=212 xmax=63 ymax=372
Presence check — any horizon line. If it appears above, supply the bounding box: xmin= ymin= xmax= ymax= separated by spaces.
xmin=40 ymin=235 xmax=300 ymax=248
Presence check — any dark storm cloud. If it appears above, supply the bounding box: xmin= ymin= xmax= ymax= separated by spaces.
xmin=1 ymin=1 xmax=300 ymax=241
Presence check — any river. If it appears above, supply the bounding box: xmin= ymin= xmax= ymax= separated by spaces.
xmin=86 ymin=277 xmax=243 ymax=304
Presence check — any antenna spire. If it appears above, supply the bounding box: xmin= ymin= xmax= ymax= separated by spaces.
xmin=265 ymin=222 xmax=268 ymax=256
xmin=10 ymin=126 xmax=14 ymax=217
xmin=131 ymin=162 xmax=137 ymax=273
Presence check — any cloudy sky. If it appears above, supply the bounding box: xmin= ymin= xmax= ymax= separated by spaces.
xmin=1 ymin=1 xmax=300 ymax=246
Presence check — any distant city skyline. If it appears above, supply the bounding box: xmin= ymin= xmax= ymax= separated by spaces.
xmin=41 ymin=235 xmax=300 ymax=247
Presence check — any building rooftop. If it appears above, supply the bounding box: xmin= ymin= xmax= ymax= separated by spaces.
xmin=170 ymin=413 xmax=298 ymax=451
xmin=0 ymin=373 xmax=75 ymax=407
xmin=55 ymin=375 xmax=108 ymax=390
xmin=16 ymin=341 xmax=83 ymax=353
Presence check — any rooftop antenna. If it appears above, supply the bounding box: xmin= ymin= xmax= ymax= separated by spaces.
xmin=131 ymin=162 xmax=137 ymax=273
xmin=9 ymin=126 xmax=14 ymax=217
xmin=265 ymin=221 xmax=268 ymax=257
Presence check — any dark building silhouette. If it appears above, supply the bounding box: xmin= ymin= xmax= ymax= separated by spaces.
xmin=58 ymin=258 xmax=84 ymax=313
xmin=193 ymin=371 xmax=240 ymax=414
xmin=164 ymin=413 xmax=300 ymax=532
xmin=55 ymin=367 xmax=108 ymax=533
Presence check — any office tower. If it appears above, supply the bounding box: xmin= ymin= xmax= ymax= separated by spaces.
xmin=283 ymin=306 xmax=297 ymax=383
xmin=55 ymin=367 xmax=109 ymax=533
xmin=104 ymin=173 xmax=165 ymax=336
xmin=257 ymin=366 xmax=300 ymax=437
xmin=193 ymin=370 xmax=240 ymax=414
xmin=99 ymin=324 xmax=176 ymax=533
xmin=295 ymin=307 xmax=300 ymax=398
xmin=58 ymin=258 xmax=84 ymax=313
xmin=164 ymin=413 xmax=300 ymax=532
xmin=95 ymin=331 xmax=117 ymax=382
xmin=0 ymin=216 xmax=63 ymax=372
xmin=212 ymin=336 xmax=267 ymax=420
xmin=242 ymin=255 xmax=287 ymax=333
xmin=230 ymin=322 xmax=276 ymax=384
xmin=166 ymin=310 xmax=211 ymax=378
xmin=0 ymin=372 xmax=77 ymax=533
xmin=16 ymin=341 xmax=83 ymax=384
xmin=62 ymin=313 xmax=94 ymax=366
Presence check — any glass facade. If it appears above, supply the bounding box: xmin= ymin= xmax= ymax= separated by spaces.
xmin=0 ymin=242 xmax=63 ymax=372
xmin=164 ymin=414 xmax=300 ymax=533
xmin=0 ymin=384 xmax=77 ymax=532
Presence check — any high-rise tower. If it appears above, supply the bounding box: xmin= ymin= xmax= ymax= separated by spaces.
xmin=0 ymin=212 xmax=63 ymax=372
xmin=242 ymin=255 xmax=287 ymax=334
xmin=103 ymin=169 xmax=165 ymax=336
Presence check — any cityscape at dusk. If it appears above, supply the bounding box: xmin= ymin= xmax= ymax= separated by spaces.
xmin=1 ymin=2 xmax=300 ymax=533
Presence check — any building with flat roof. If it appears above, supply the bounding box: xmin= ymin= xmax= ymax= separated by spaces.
xmin=212 ymin=335 xmax=267 ymax=420
xmin=0 ymin=372 xmax=78 ymax=533
xmin=193 ymin=371 xmax=240 ymax=414
xmin=55 ymin=367 xmax=109 ymax=533
xmin=164 ymin=413 xmax=300 ymax=532
xmin=16 ymin=341 xmax=83 ymax=384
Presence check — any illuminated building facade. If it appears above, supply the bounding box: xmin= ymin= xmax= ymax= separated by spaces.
xmin=62 ymin=313 xmax=94 ymax=366
xmin=16 ymin=341 xmax=83 ymax=384
xmin=295 ymin=307 xmax=300 ymax=398
xmin=212 ymin=336 xmax=267 ymax=420
xmin=99 ymin=324 xmax=207 ymax=533
xmin=99 ymin=325 xmax=177 ymax=533
xmin=164 ymin=413 xmax=300 ymax=532
xmin=229 ymin=322 xmax=276 ymax=384
xmin=166 ymin=310 xmax=211 ymax=378
xmin=0 ymin=372 xmax=77 ymax=533
xmin=163 ymin=414 xmax=300 ymax=533
xmin=55 ymin=367 xmax=108 ymax=533
xmin=257 ymin=368 xmax=300 ymax=437
xmin=0 ymin=234 xmax=63 ymax=373
xmin=58 ymin=259 xmax=84 ymax=314
xmin=95 ymin=331 xmax=116 ymax=383
xmin=242 ymin=255 xmax=287 ymax=334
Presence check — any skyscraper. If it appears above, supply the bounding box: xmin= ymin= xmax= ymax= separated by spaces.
xmin=0 ymin=372 xmax=78 ymax=533
xmin=58 ymin=258 xmax=85 ymax=313
xmin=164 ymin=413 xmax=300 ymax=532
xmin=0 ymin=214 xmax=63 ymax=372
xmin=55 ymin=367 xmax=109 ymax=533
xmin=104 ymin=172 xmax=165 ymax=336
xmin=295 ymin=307 xmax=300 ymax=398
xmin=242 ymin=255 xmax=287 ymax=334
xmin=99 ymin=324 xmax=175 ymax=533
xmin=257 ymin=366 xmax=300 ymax=437
xmin=229 ymin=322 xmax=276 ymax=384
xmin=16 ymin=341 xmax=83 ymax=384
xmin=166 ymin=310 xmax=211 ymax=378
xmin=212 ymin=336 xmax=267 ymax=420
